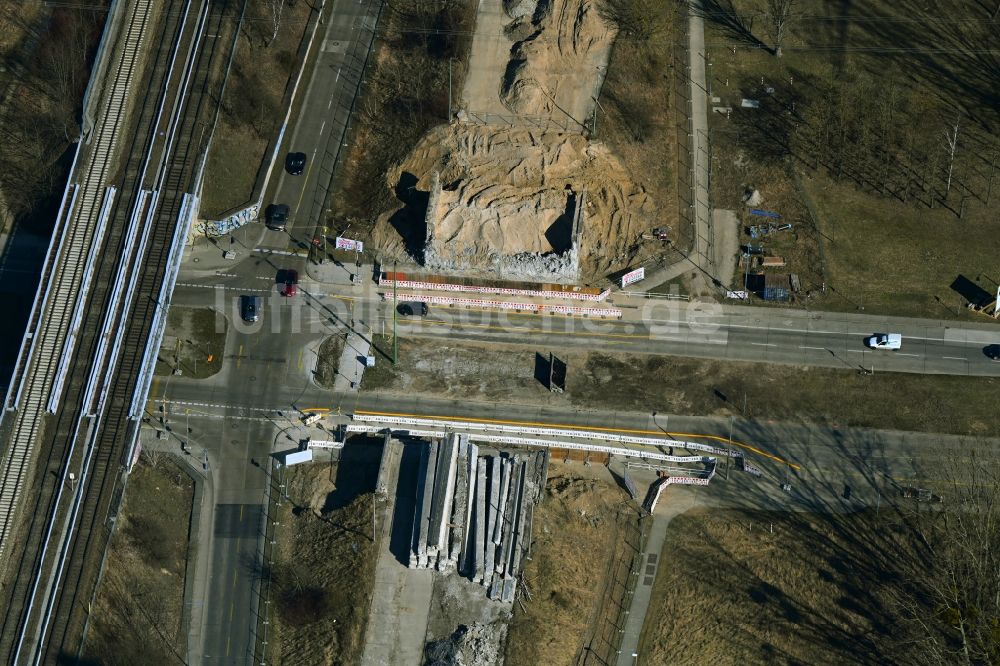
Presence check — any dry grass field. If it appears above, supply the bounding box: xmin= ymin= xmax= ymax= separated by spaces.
xmin=82 ymin=457 xmax=194 ymax=665
xmin=506 ymin=462 xmax=634 ymax=666
xmin=701 ymin=0 xmax=1000 ymax=319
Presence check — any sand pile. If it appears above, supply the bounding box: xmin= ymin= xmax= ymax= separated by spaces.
xmin=372 ymin=0 xmax=659 ymax=282
xmin=377 ymin=123 xmax=655 ymax=280
xmin=499 ymin=0 xmax=616 ymax=123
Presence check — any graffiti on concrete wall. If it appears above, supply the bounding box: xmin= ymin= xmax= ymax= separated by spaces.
xmin=194 ymin=202 xmax=260 ymax=237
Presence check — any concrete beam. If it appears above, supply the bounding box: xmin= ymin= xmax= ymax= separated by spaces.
xmin=410 ymin=440 xmax=430 ymax=568
xmin=473 ymin=454 xmax=487 ymax=583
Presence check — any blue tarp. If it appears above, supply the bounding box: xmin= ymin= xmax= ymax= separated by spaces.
xmin=749 ymin=209 xmax=781 ymax=219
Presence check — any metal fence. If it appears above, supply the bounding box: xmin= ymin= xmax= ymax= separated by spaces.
xmin=460 ymin=109 xmax=581 ymax=134
xmin=578 ymin=503 xmax=647 ymax=666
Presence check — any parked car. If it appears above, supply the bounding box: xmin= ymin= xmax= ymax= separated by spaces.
xmin=866 ymin=333 xmax=902 ymax=350
xmin=265 ymin=203 xmax=289 ymax=231
xmin=280 ymin=269 xmax=299 ymax=297
xmin=397 ymin=302 xmax=428 ymax=317
xmin=240 ymin=295 xmax=261 ymax=322
xmin=285 ymin=152 xmax=306 ymax=175
xmin=984 ymin=344 xmax=1000 ymax=360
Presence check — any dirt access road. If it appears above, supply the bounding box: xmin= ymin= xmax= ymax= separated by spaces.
xmin=460 ymin=0 xmax=613 ymax=128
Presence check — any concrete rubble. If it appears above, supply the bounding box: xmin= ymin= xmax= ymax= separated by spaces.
xmin=408 ymin=434 xmax=546 ymax=603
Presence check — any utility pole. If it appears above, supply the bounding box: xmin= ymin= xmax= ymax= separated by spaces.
xmin=726 ymin=416 xmax=733 ymax=480
xmin=392 ymin=262 xmax=398 ymax=365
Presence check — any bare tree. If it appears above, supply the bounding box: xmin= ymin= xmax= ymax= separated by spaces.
xmin=985 ymin=144 xmax=998 ymax=206
xmin=266 ymin=0 xmax=285 ymax=45
xmin=763 ymin=0 xmax=796 ymax=57
xmin=942 ymin=115 xmax=961 ymax=199
xmin=893 ymin=452 xmax=1000 ymax=664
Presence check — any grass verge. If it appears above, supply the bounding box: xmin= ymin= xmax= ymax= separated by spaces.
xmin=155 ymin=307 xmax=227 ymax=379
xmin=313 ymin=333 xmax=346 ymax=388
xmin=597 ymin=0 xmax=686 ymax=267
xmin=638 ymin=506 xmax=952 ymax=665
xmin=266 ymin=452 xmax=381 ymax=665
xmin=81 ymin=456 xmax=194 ymax=664
xmin=199 ymin=0 xmax=312 ymax=218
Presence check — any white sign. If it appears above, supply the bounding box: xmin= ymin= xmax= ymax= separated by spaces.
xmin=621 ymin=267 xmax=645 ymax=288
xmin=335 ymin=236 xmax=363 ymax=252
xmin=286 ymin=449 xmax=314 ymax=466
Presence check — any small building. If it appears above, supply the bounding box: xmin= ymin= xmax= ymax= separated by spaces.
xmin=750 ymin=273 xmax=790 ymax=301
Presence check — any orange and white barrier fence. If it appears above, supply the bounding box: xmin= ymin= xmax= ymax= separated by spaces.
xmin=379 ymin=276 xmax=611 ymax=302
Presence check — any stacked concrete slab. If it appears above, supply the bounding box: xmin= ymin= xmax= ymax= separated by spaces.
xmin=407 ymin=440 xmax=546 ymax=604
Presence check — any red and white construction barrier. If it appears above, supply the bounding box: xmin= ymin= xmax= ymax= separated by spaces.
xmin=379 ymin=276 xmax=611 ymax=302
xmin=382 ymin=293 xmax=622 ymax=318
xmin=643 ymin=474 xmax=711 ymax=513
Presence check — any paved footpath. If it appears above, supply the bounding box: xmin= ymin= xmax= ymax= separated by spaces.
xmin=686 ymin=1 xmax=713 ymax=295
xmin=616 ymin=490 xmax=702 ymax=666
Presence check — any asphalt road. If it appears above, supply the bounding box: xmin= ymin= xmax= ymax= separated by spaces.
xmin=260 ymin=0 xmax=378 ymax=252
xmin=171 ymin=0 xmax=383 ymax=662
xmin=169 ymin=280 xmax=1000 ymax=377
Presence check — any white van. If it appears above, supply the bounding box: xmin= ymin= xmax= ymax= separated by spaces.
xmin=867 ymin=333 xmax=902 ymax=350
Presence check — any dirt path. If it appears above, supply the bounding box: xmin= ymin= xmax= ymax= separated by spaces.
xmin=460 ymin=0 xmax=511 ymax=117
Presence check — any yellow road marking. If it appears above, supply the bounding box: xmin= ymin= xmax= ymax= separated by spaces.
xmin=237 ymin=344 xmax=243 ymax=369
xmin=298 ymin=349 xmax=303 ymax=369
xmin=354 ymin=409 xmax=799 ymax=469
xmin=301 ymin=407 xmax=331 ymax=413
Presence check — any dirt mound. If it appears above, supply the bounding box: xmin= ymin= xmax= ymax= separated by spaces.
xmin=500 ymin=0 xmax=615 ymax=122
xmin=426 ymin=621 xmax=508 ymax=666
xmin=375 ymin=123 xmax=656 ymax=279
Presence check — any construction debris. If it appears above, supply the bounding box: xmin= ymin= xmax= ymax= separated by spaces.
xmin=408 ymin=434 xmax=546 ymax=603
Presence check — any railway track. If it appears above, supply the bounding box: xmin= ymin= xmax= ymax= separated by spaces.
xmin=40 ymin=1 xmax=241 ymax=656
xmin=0 ymin=0 xmax=154 ymax=564
xmin=0 ymin=0 xmax=243 ymax=660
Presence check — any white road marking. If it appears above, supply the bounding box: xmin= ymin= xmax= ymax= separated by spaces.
xmin=942 ymin=356 xmax=966 ymax=361
xmin=176 ymin=282 xmax=271 ymax=293
xmin=253 ymin=247 xmax=306 ymax=257
xmin=799 ymin=346 xmax=825 ymax=350
xmin=897 ymin=353 xmax=920 ymax=357
xmin=751 ymin=342 xmax=775 ymax=347
xmin=319 ymin=120 xmax=326 ymax=135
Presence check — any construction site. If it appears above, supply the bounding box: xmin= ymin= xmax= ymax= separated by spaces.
xmin=321 ymin=407 xmax=762 ymax=666
xmin=372 ymin=0 xmax=666 ymax=284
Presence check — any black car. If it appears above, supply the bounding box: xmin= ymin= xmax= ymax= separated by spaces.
xmin=397 ymin=302 xmax=429 ymax=317
xmin=240 ymin=295 xmax=261 ymax=323
xmin=985 ymin=344 xmax=1000 ymax=360
xmin=265 ymin=203 xmax=289 ymax=230
xmin=285 ymin=152 xmax=306 ymax=175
